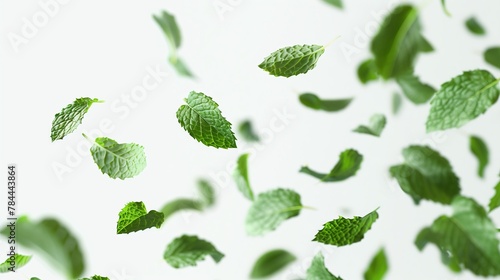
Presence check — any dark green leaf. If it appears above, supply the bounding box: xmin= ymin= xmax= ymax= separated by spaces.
xmin=488 ymin=181 xmax=500 ymax=212
xmin=299 ymin=93 xmax=352 ymax=112
xmin=233 ymin=153 xmax=254 ymax=201
xmin=238 ymin=120 xmax=260 ymax=142
xmin=484 ymin=47 xmax=500 ymax=69
xmin=250 ymin=249 xmax=296 ymax=279
xmin=300 ymin=149 xmax=363 ymax=182
xmin=364 ymin=248 xmax=388 ymax=280
xmin=323 ymin=0 xmax=342 ymax=9
xmin=465 ymin=17 xmax=486 ymax=35
xmin=357 ymin=59 xmax=378 ymax=84
xmin=396 ymin=73 xmax=435 ymax=104
xmin=469 ymin=135 xmax=489 ymax=178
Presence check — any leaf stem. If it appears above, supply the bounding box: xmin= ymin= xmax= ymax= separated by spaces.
xmin=323 ymin=35 xmax=341 ymax=49
xmin=94 ymin=99 xmax=105 ymax=103
xmin=82 ymin=133 xmax=93 ymax=143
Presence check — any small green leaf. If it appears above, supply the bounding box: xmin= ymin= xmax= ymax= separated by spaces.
xmin=313 ymin=208 xmax=379 ymax=246
xmin=198 ymin=179 xmax=216 ymax=207
xmin=116 ymin=202 xmax=164 ymax=234
xmin=396 ymin=73 xmax=435 ymax=104
xmin=0 ymin=254 xmax=31 ymax=272
xmin=31 ymin=278 xmax=41 ymax=280
xmin=371 ymin=5 xmax=428 ymax=79
xmin=86 ymin=135 xmax=147 ymax=180
xmin=250 ymin=249 xmax=296 ymax=279
xmin=0 ymin=216 xmax=85 ymax=279
xmin=306 ymin=252 xmax=342 ymax=280
xmin=353 ymin=114 xmax=386 ymax=137
xmin=418 ymin=36 xmax=434 ymax=53
xmin=323 ymin=0 xmax=342 ymax=9
xmin=169 ymin=56 xmax=194 ymax=77
xmin=440 ymin=0 xmax=451 ymax=16
xmin=245 ymin=188 xmax=302 ymax=236
xmin=79 ymin=276 xmax=110 ymax=280
xmin=163 ymin=235 xmax=224 ymax=268
xmin=469 ymin=135 xmax=489 ymax=178
xmin=160 ymin=199 xmax=204 ymax=221
xmin=415 ymin=196 xmax=500 ymax=276
xmin=238 ymin=120 xmax=260 ymax=142
xmin=392 ymin=92 xmax=402 ymax=115
xmin=153 ymin=10 xmax=181 ymax=50
xmin=426 ymin=70 xmax=500 ymax=132
xmin=299 ymin=93 xmax=352 ymax=112
xmin=364 ymin=248 xmax=388 ymax=280
xmin=488 ymin=181 xmax=500 ymax=212
xmin=176 ymin=91 xmax=237 ymax=149
xmin=357 ymin=59 xmax=378 ymax=84
xmin=300 ymin=149 xmax=363 ymax=182
xmin=390 ymin=145 xmax=460 ymax=205
xmin=233 ymin=153 xmax=254 ymax=201
xmin=259 ymin=45 xmax=325 ymax=77
xmin=51 ymin=98 xmax=102 ymax=141
xmin=465 ymin=17 xmax=486 ymax=35
xmin=484 ymin=47 xmax=500 ymax=70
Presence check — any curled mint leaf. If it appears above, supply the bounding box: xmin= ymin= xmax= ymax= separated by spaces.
xmin=353 ymin=114 xmax=386 ymax=137
xmin=0 ymin=254 xmax=31 ymax=272
xmin=51 ymin=98 xmax=103 ymax=141
xmin=469 ymin=135 xmax=489 ymax=178
xmin=363 ymin=248 xmax=388 ymax=280
xmin=299 ymin=93 xmax=352 ymax=112
xmin=238 ymin=120 xmax=260 ymax=142
xmin=233 ymin=153 xmax=254 ymax=201
xmin=176 ymin=91 xmax=237 ymax=149
xmin=300 ymin=149 xmax=363 ymax=182
xmin=250 ymin=249 xmax=296 ymax=279
xmin=116 ymin=202 xmax=164 ymax=234
xmin=306 ymin=252 xmax=342 ymax=280
xmin=396 ymin=73 xmax=435 ymax=104
xmin=465 ymin=17 xmax=486 ymax=35
xmin=163 ymin=235 xmax=224 ymax=268
xmin=259 ymin=44 xmax=325 ymax=77
xmin=357 ymin=59 xmax=378 ymax=84
xmin=488 ymin=181 xmax=500 ymax=213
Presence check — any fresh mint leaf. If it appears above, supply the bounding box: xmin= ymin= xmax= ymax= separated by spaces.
xmin=484 ymin=47 xmax=500 ymax=69
xmin=323 ymin=0 xmax=342 ymax=9
xmin=116 ymin=202 xmax=164 ymax=234
xmin=488 ymin=181 xmax=500 ymax=212
xmin=0 ymin=254 xmax=31 ymax=272
xmin=465 ymin=17 xmax=486 ymax=35
xmin=163 ymin=235 xmax=224 ymax=268
xmin=245 ymin=188 xmax=302 ymax=236
xmin=371 ymin=5 xmax=429 ymax=79
xmin=300 ymin=149 xmax=363 ymax=182
xmin=169 ymin=56 xmax=193 ymax=77
xmin=306 ymin=252 xmax=342 ymax=280
xmin=198 ymin=179 xmax=216 ymax=207
xmin=160 ymin=199 xmax=204 ymax=221
xmin=238 ymin=120 xmax=260 ymax=142
xmin=415 ymin=196 xmax=500 ymax=276
xmin=390 ymin=145 xmax=460 ymax=204
xmin=1 ymin=216 xmax=85 ymax=279
xmin=299 ymin=93 xmax=352 ymax=112
xmin=392 ymin=92 xmax=402 ymax=115
xmin=357 ymin=59 xmax=378 ymax=84
xmin=364 ymin=248 xmax=388 ymax=280
xmin=353 ymin=114 xmax=386 ymax=137
xmin=313 ymin=208 xmax=378 ymax=246
xmin=250 ymin=249 xmax=296 ymax=279
xmin=259 ymin=45 xmax=325 ymax=77
xmin=176 ymin=91 xmax=237 ymax=149
xmin=79 ymin=276 xmax=110 ymax=280
xmin=426 ymin=70 xmax=500 ymax=132
xmin=85 ymin=135 xmax=147 ymax=179
xmin=51 ymin=98 xmax=103 ymax=141
xmin=233 ymin=153 xmax=254 ymax=201
xmin=396 ymin=73 xmax=435 ymax=104
xmin=469 ymin=135 xmax=489 ymax=178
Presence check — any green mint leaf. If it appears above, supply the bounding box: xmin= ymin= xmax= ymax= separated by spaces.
xmin=79 ymin=276 xmax=110 ymax=280
xmin=163 ymin=235 xmax=224 ymax=268
xmin=1 ymin=216 xmax=85 ymax=279
xmin=392 ymin=92 xmax=402 ymax=115
xmin=390 ymin=145 xmax=460 ymax=205
xmin=418 ymin=36 xmax=434 ymax=53
xmin=484 ymin=47 xmax=500 ymax=69
xmin=440 ymin=0 xmax=451 ymax=16
xmin=313 ymin=208 xmax=378 ymax=246
xmin=300 ymin=149 xmax=363 ymax=182
xmin=488 ymin=181 xmax=500 ymax=212
xmin=176 ymin=91 xmax=237 ymax=149
xmin=198 ymin=179 xmax=216 ymax=207
xmin=396 ymin=73 xmax=435 ymax=104
xmin=51 ymin=97 xmax=102 ymax=141
xmin=258 ymin=45 xmax=325 ymax=77
xmin=306 ymin=252 xmax=342 ymax=280
xmin=323 ymin=0 xmax=342 ymax=9
xmin=465 ymin=17 xmax=486 ymax=35
xmin=415 ymin=196 xmax=500 ymax=276
xmin=357 ymin=59 xmax=379 ymax=84
xmin=86 ymin=135 xmax=147 ymax=179
xmin=250 ymin=249 xmax=296 ymax=279
xmin=469 ymin=135 xmax=489 ymax=178
xmin=160 ymin=199 xmax=204 ymax=221
xmin=31 ymin=278 xmax=41 ymax=280
xmin=0 ymin=254 xmax=31 ymax=272
xmin=299 ymin=93 xmax=352 ymax=112
xmin=426 ymin=70 xmax=500 ymax=132
xmin=233 ymin=153 xmax=254 ymax=201
xmin=371 ymin=5 xmax=428 ymax=79
xmin=169 ymin=55 xmax=194 ymax=77
xmin=116 ymin=202 xmax=164 ymax=234
xmin=238 ymin=120 xmax=260 ymax=142
xmin=245 ymin=188 xmax=302 ymax=236
xmin=353 ymin=114 xmax=386 ymax=137
xmin=363 ymin=248 xmax=388 ymax=280
xmin=153 ymin=10 xmax=181 ymax=50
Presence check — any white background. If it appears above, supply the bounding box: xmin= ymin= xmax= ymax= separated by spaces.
xmin=1 ymin=0 xmax=500 ymax=279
